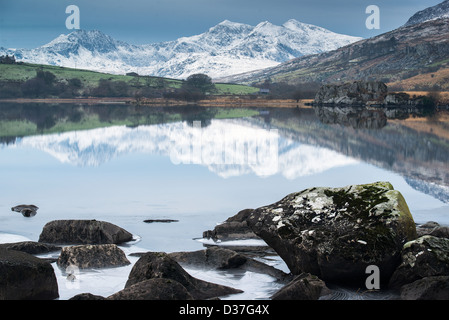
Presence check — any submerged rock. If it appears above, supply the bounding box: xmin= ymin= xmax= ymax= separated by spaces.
xmin=57 ymin=244 xmax=131 ymax=269
xmin=0 ymin=248 xmax=59 ymax=300
xmin=38 ymin=219 xmax=134 ymax=245
xmin=126 ymin=252 xmax=243 ymax=299
xmin=247 ymin=182 xmax=417 ymax=284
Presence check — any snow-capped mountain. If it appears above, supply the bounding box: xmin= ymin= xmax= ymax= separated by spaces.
xmin=404 ymin=0 xmax=449 ymax=26
xmin=0 ymin=19 xmax=362 ymax=79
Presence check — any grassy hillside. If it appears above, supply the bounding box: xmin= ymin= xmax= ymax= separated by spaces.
xmin=0 ymin=62 xmax=259 ymax=98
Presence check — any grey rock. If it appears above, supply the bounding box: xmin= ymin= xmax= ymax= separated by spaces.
xmin=125 ymin=251 xmax=243 ymax=299
xmin=57 ymin=244 xmax=130 ymax=269
xmin=0 ymin=248 xmax=59 ymax=300
xmin=389 ymin=235 xmax=449 ymax=289
xmin=38 ymin=219 xmax=133 ymax=245
xmin=400 ymin=276 xmax=449 ymax=300
xmin=107 ymin=278 xmax=194 ymax=300
xmin=314 ymin=81 xmax=388 ymax=105
xmin=271 ymin=273 xmax=331 ymax=300
xmin=0 ymin=241 xmax=61 ymax=255
xmin=11 ymin=204 xmax=38 ymax=217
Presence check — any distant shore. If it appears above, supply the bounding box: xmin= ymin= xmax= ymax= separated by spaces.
xmin=0 ymin=97 xmax=313 ymax=108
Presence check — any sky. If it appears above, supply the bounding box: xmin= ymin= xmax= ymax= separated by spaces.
xmin=0 ymin=0 xmax=444 ymax=49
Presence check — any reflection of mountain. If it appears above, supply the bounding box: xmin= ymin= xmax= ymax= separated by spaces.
xmin=14 ymin=120 xmax=358 ymax=179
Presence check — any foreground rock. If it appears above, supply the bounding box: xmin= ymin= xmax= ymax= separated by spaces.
xmin=108 ymin=279 xmax=194 ymax=300
xmin=0 ymin=248 xmax=59 ymax=300
xmin=169 ymin=247 xmax=289 ymax=281
xmin=400 ymin=276 xmax=449 ymax=300
xmin=247 ymin=182 xmax=417 ymax=284
xmin=314 ymin=81 xmax=388 ymax=106
xmin=389 ymin=235 xmax=449 ymax=289
xmin=271 ymin=273 xmax=331 ymax=300
xmin=126 ymin=252 xmax=243 ymax=299
xmin=38 ymin=219 xmax=133 ymax=245
xmin=57 ymin=244 xmax=130 ymax=269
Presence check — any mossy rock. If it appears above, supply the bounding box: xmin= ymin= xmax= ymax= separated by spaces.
xmin=247 ymin=182 xmax=417 ymax=285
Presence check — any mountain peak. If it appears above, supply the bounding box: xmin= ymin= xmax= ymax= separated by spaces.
xmin=405 ymin=0 xmax=449 ymax=26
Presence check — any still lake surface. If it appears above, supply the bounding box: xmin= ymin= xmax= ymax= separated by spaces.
xmin=0 ymin=103 xmax=448 ymax=299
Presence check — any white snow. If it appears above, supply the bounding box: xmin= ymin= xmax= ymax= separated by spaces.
xmin=1 ymin=20 xmax=363 ymax=79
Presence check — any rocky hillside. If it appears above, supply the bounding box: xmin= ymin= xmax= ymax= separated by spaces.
xmin=219 ymin=18 xmax=449 ymax=91
xmin=405 ymin=0 xmax=449 ymax=26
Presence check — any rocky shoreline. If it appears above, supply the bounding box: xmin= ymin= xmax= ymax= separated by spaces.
xmin=1 ymin=182 xmax=448 ymax=300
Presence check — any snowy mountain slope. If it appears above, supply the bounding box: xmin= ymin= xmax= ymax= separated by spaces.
xmin=0 ymin=20 xmax=362 ymax=79
xmin=404 ymin=0 xmax=449 ymax=26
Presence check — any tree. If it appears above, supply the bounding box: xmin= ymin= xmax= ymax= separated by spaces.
xmin=184 ymin=73 xmax=215 ymax=93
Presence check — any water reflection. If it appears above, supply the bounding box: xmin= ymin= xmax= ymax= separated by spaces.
xmin=1 ymin=103 xmax=449 ymax=204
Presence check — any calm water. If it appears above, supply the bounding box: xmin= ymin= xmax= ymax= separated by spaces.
xmin=1 ymin=103 xmax=448 ymax=299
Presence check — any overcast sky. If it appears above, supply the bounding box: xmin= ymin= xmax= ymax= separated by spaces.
xmin=0 ymin=0 xmax=444 ymax=48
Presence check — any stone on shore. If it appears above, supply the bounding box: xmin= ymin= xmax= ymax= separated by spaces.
xmin=0 ymin=248 xmax=59 ymax=300
xmin=125 ymin=251 xmax=243 ymax=299
xmin=247 ymin=182 xmax=417 ymax=284
xmin=108 ymin=278 xmax=194 ymax=300
xmin=38 ymin=219 xmax=133 ymax=245
xmin=57 ymin=244 xmax=131 ymax=269
xmin=271 ymin=273 xmax=331 ymax=300
xmin=389 ymin=235 xmax=449 ymax=289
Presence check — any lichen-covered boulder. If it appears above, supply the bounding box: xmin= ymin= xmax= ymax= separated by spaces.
xmin=389 ymin=235 xmax=449 ymax=289
xmin=38 ymin=219 xmax=133 ymax=245
xmin=57 ymin=244 xmax=131 ymax=269
xmin=247 ymin=182 xmax=417 ymax=284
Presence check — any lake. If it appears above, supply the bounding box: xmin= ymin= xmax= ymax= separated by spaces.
xmin=0 ymin=103 xmax=448 ymax=299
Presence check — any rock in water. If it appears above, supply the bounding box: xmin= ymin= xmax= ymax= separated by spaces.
xmin=38 ymin=219 xmax=133 ymax=245
xmin=0 ymin=248 xmax=59 ymax=300
xmin=11 ymin=204 xmax=38 ymax=217
xmin=247 ymin=182 xmax=417 ymax=284
xmin=125 ymin=252 xmax=243 ymax=299
xmin=57 ymin=244 xmax=131 ymax=269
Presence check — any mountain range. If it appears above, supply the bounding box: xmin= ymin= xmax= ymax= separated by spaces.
xmin=217 ymin=1 xmax=449 ymax=90
xmin=0 ymin=19 xmax=361 ymax=80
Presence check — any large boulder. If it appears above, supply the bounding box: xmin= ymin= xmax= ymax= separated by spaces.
xmin=0 ymin=248 xmax=59 ymax=300
xmin=389 ymin=235 xmax=449 ymax=289
xmin=38 ymin=219 xmax=133 ymax=245
xmin=0 ymin=241 xmax=61 ymax=255
xmin=247 ymin=182 xmax=417 ymax=284
xmin=125 ymin=252 xmax=243 ymax=299
xmin=203 ymin=208 xmax=257 ymax=241
xmin=57 ymin=244 xmax=131 ymax=269
xmin=107 ymin=278 xmax=194 ymax=300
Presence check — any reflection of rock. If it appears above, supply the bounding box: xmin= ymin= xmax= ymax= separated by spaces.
xmin=314 ymin=106 xmax=387 ymax=129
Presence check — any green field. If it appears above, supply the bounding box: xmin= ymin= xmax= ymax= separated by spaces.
xmin=0 ymin=62 xmax=258 ymax=96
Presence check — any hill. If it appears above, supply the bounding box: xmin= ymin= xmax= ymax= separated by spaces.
xmin=0 ymin=61 xmax=259 ymax=99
